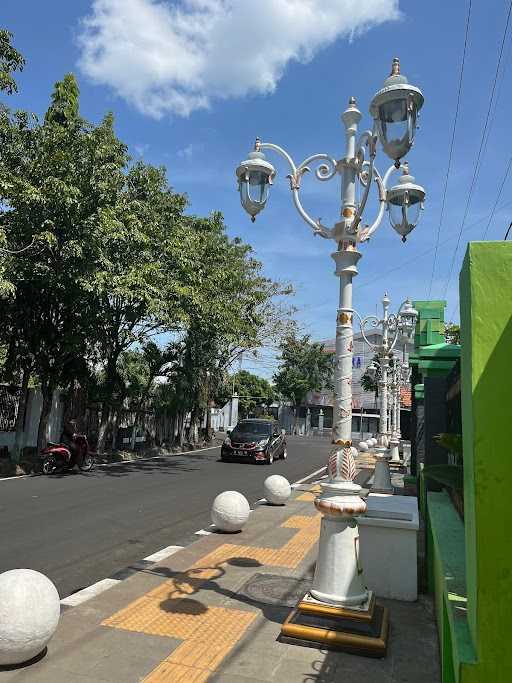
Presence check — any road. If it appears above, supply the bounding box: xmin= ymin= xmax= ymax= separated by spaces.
xmin=0 ymin=436 xmax=330 ymax=598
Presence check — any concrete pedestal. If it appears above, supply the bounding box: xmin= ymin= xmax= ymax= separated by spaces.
xmin=370 ymin=447 xmax=393 ymax=494
xmin=357 ymin=495 xmax=419 ymax=601
xmin=389 ymin=436 xmax=401 ymax=464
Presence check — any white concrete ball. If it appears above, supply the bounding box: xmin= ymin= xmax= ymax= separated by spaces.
xmin=368 ymin=438 xmax=377 ymax=447
xmin=359 ymin=441 xmax=369 ymax=452
xmin=350 ymin=446 xmax=358 ymax=459
xmin=0 ymin=569 xmax=60 ymax=666
xmin=211 ymin=491 xmax=250 ymax=532
xmin=263 ymin=475 xmax=291 ymax=505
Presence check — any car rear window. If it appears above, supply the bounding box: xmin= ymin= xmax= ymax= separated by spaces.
xmin=232 ymin=422 xmax=272 ymax=437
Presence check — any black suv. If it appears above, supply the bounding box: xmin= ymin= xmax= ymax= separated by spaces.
xmin=221 ymin=419 xmax=287 ymax=465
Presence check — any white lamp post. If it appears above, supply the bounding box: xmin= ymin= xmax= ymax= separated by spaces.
xmin=236 ymin=58 xmax=425 ymax=655
xmin=356 ymin=294 xmax=418 ymax=491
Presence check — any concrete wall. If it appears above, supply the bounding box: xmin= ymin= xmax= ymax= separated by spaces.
xmin=459 ymin=242 xmax=512 ymax=681
xmin=0 ymin=388 xmax=65 ymax=451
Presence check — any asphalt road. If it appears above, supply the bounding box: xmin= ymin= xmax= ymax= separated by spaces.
xmin=0 ymin=436 xmax=330 ymax=598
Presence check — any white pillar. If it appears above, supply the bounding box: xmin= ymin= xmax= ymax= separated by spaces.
xmin=311 ymin=98 xmax=370 ymax=609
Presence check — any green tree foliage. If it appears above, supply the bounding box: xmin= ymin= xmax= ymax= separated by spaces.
xmin=273 ymin=335 xmax=333 ymax=426
xmin=0 ymin=30 xmax=24 ymax=95
xmin=360 ymin=354 xmax=380 ymax=403
xmin=0 ymin=62 xmax=295 ymax=453
xmin=444 ymin=322 xmax=460 ymax=345
xmin=217 ymin=370 xmax=275 ymax=419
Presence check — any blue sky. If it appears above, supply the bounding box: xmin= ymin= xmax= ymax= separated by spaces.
xmin=3 ymin=1 xmax=511 ymax=376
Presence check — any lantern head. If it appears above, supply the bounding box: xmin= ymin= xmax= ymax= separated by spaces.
xmin=387 ymin=162 xmax=425 ymax=241
xmin=236 ymin=138 xmax=275 ymax=222
xmin=370 ymin=58 xmax=424 ymax=164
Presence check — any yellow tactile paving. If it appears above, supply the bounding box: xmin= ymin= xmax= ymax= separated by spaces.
xmin=144 ymin=662 xmax=209 ymax=683
xmin=296 ymin=491 xmax=316 ymax=501
xmin=103 ymin=509 xmax=321 ymax=681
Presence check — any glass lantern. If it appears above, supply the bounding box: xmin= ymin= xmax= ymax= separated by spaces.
xmin=387 ymin=163 xmax=426 ymax=241
xmin=369 ymin=58 xmax=424 ymax=163
xmin=399 ymin=299 xmax=418 ymax=345
xmin=236 ymin=139 xmax=276 ymax=222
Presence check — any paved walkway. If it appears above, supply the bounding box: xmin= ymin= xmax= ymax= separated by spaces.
xmin=0 ymin=478 xmax=440 ymax=682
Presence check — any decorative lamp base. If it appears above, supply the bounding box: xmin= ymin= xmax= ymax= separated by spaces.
xmin=370 ymin=448 xmax=394 ymax=494
xmin=280 ymin=591 xmax=389 ymax=658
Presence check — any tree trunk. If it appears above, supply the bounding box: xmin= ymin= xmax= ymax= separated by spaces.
xmin=130 ymin=413 xmax=138 ymax=450
xmin=96 ymin=405 xmax=111 ymax=455
xmin=12 ymin=366 xmax=30 ymax=463
xmin=37 ymin=384 xmax=54 ymax=454
xmin=111 ymin=410 xmax=119 ymax=452
xmin=205 ymin=403 xmax=212 ymax=442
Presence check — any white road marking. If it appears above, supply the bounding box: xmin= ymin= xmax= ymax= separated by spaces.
xmin=60 ymin=578 xmax=121 ymax=606
xmin=98 ymin=445 xmax=221 ymax=468
xmin=143 ymin=545 xmax=183 ymax=562
xmin=292 ymin=466 xmax=327 ymax=486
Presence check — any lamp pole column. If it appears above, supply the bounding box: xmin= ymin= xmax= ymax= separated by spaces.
xmin=371 ymin=295 xmax=394 ymax=493
xmin=389 ymin=360 xmax=401 ymax=463
xmin=311 ymin=98 xmax=369 ymax=607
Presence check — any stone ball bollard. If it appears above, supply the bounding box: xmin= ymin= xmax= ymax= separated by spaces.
xmin=211 ymin=491 xmax=250 ymax=532
xmin=263 ymin=475 xmax=291 ymax=505
xmin=359 ymin=441 xmax=369 ymax=452
xmin=0 ymin=569 xmax=60 ymax=666
xmin=368 ymin=438 xmax=377 ymax=447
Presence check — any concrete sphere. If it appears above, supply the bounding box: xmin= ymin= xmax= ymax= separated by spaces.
xmin=359 ymin=441 xmax=369 ymax=452
xmin=0 ymin=569 xmax=60 ymax=666
xmin=368 ymin=438 xmax=377 ymax=447
xmin=263 ymin=475 xmax=291 ymax=505
xmin=211 ymin=491 xmax=250 ymax=532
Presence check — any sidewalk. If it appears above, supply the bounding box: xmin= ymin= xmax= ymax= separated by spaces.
xmin=0 ymin=477 xmax=440 ymax=682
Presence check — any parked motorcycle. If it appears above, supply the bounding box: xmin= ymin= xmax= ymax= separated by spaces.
xmin=40 ymin=434 xmax=94 ymax=474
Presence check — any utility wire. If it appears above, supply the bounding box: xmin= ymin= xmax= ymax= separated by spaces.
xmin=481 ymin=156 xmax=512 ymax=239
xmin=427 ymin=0 xmax=472 ymax=298
xmin=442 ymin=0 xmax=512 ymax=298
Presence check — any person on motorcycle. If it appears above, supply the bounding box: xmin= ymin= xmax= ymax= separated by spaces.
xmin=60 ymin=420 xmax=79 ymax=461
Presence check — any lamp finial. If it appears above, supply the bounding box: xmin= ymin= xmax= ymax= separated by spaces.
xmin=391 ymin=57 xmax=400 ymax=76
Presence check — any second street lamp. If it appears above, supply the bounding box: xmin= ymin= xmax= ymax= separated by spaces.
xmin=356 ymin=293 xmax=418 ymax=492
xmin=235 ymin=58 xmax=425 ymax=655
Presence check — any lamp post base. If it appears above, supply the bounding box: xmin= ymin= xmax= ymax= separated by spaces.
xmin=389 ymin=436 xmax=402 ymax=464
xmin=280 ymin=591 xmax=389 ymax=658
xmin=370 ymin=447 xmax=394 ymax=494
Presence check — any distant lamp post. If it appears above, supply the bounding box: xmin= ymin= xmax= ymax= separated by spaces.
xmin=356 ymin=294 xmax=418 ymax=492
xmin=235 ymin=58 xmax=425 ymax=656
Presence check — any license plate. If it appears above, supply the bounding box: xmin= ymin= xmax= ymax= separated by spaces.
xmin=234 ymin=450 xmax=246 ymax=455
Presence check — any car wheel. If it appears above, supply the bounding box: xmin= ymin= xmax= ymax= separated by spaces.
xmin=281 ymin=447 xmax=287 ymax=460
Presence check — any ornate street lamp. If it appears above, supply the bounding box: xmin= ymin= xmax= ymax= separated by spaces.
xmin=235 ymin=58 xmax=425 ymax=656
xmin=355 ymin=293 xmax=418 ymax=489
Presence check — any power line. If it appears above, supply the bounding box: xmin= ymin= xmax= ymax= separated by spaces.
xmin=481 ymin=156 xmax=512 ymax=239
xmin=427 ymin=0 xmax=472 ymax=298
xmin=442 ymin=0 xmax=512 ymax=298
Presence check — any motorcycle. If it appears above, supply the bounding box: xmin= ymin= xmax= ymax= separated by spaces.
xmin=40 ymin=434 xmax=94 ymax=475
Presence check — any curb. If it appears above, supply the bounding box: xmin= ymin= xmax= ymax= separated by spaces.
xmin=59 ymin=465 xmax=327 ymax=611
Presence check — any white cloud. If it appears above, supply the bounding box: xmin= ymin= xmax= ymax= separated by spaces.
xmin=177 ymin=142 xmax=203 ymax=159
xmin=77 ymin=0 xmax=400 ymax=119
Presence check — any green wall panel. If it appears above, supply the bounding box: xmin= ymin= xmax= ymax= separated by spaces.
xmin=459 ymin=242 xmax=512 ymax=681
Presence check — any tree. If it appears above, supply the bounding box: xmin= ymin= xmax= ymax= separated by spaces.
xmin=217 ymin=370 xmax=275 ymax=419
xmin=0 ymin=74 xmax=141 ymax=450
xmin=273 ymin=334 xmax=333 ymax=431
xmin=444 ymin=322 xmax=460 ymax=345
xmin=360 ymin=354 xmax=380 ymax=406
xmin=0 ymin=29 xmax=25 ymax=95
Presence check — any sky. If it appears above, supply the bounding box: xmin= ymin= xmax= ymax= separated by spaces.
xmin=3 ymin=0 xmax=512 ymax=377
